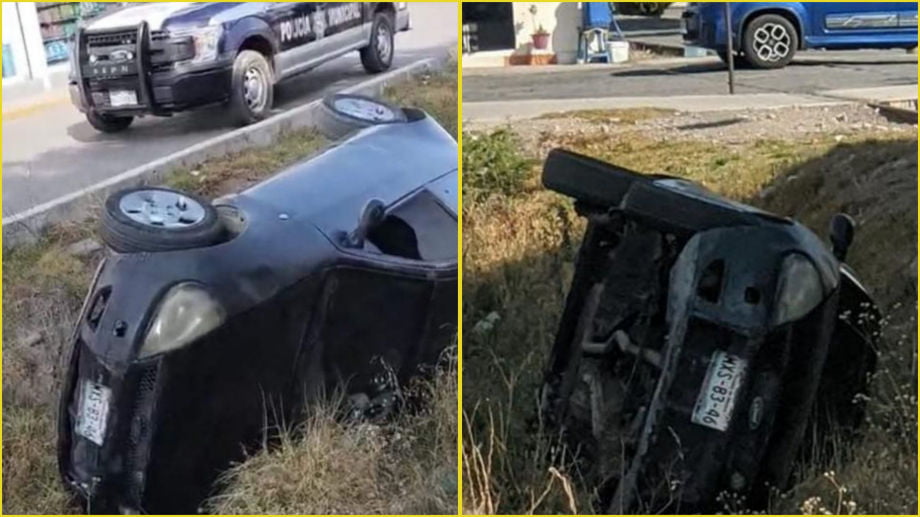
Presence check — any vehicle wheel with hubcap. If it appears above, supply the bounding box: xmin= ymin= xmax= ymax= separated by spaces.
xmin=360 ymin=11 xmax=395 ymax=73
xmin=316 ymin=94 xmax=407 ymax=140
xmin=229 ymin=50 xmax=274 ymax=125
xmin=100 ymin=187 xmax=225 ymax=253
xmin=86 ymin=111 xmax=134 ymax=133
xmin=742 ymin=14 xmax=798 ymax=69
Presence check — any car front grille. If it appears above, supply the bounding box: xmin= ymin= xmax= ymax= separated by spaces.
xmin=125 ymin=361 xmax=161 ymax=504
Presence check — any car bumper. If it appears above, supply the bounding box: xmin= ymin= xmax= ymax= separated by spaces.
xmin=396 ymin=5 xmax=411 ymax=31
xmin=71 ymin=62 xmax=232 ymax=116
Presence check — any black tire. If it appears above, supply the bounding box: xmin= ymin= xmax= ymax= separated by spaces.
xmin=86 ymin=111 xmax=133 ymax=133
xmin=228 ymin=50 xmax=274 ymax=126
xmin=360 ymin=11 xmax=395 ymax=73
xmin=316 ymin=94 xmax=407 ymax=140
xmin=742 ymin=14 xmax=798 ymax=69
xmin=100 ymin=187 xmax=225 ymax=253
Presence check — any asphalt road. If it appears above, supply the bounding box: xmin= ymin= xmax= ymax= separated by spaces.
xmin=2 ymin=2 xmax=457 ymax=218
xmin=463 ymin=50 xmax=918 ymax=102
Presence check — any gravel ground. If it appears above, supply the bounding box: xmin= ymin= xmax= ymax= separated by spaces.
xmin=465 ymin=103 xmax=918 ymax=147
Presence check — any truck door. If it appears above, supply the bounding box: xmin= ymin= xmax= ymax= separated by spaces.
xmin=268 ymin=2 xmax=370 ymax=79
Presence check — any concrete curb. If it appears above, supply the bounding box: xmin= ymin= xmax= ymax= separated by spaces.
xmin=3 ymin=57 xmax=442 ymax=247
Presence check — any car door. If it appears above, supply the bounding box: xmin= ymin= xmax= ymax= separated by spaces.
xmin=295 ymin=186 xmax=458 ymax=402
xmin=807 ymin=2 xmax=918 ymax=46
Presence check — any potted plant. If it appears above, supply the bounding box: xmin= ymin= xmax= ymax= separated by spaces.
xmin=532 ymin=24 xmax=550 ymax=50
xmin=529 ymin=5 xmax=550 ymax=50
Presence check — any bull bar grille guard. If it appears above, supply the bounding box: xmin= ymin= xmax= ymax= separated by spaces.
xmin=75 ymin=22 xmax=162 ymax=115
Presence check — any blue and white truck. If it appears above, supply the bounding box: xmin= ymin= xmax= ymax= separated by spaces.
xmin=68 ymin=2 xmax=410 ymax=132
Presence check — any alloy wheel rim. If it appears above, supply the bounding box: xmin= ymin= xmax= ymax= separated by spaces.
xmin=118 ymin=190 xmax=206 ymax=228
xmin=243 ymin=67 xmax=266 ymax=111
xmin=376 ymin=24 xmax=392 ymax=62
xmin=333 ymin=97 xmax=399 ymax=122
xmin=752 ymin=22 xmax=791 ymax=62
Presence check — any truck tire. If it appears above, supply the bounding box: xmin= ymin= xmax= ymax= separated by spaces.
xmin=360 ymin=11 xmax=395 ymax=73
xmin=228 ymin=50 xmax=274 ymax=125
xmin=100 ymin=187 xmax=225 ymax=253
xmin=316 ymin=94 xmax=407 ymax=140
xmin=86 ymin=111 xmax=134 ymax=133
xmin=742 ymin=14 xmax=798 ymax=69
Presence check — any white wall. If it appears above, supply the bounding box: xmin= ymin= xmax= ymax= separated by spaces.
xmin=2 ymin=2 xmax=49 ymax=83
xmin=3 ymin=3 xmax=30 ymax=80
xmin=512 ymin=2 xmax=580 ymax=64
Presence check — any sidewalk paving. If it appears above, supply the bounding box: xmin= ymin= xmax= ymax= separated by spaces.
xmin=462 ymin=84 xmax=918 ymax=122
xmin=2 ymin=68 xmax=71 ymax=118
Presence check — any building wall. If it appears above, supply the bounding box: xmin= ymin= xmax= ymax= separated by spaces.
xmin=2 ymin=2 xmax=49 ymax=83
xmin=512 ymin=2 xmax=580 ymax=64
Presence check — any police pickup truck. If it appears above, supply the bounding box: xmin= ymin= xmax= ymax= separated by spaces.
xmin=69 ymin=2 xmax=410 ymax=132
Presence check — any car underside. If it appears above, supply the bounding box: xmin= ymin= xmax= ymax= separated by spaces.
xmin=540 ymin=149 xmax=879 ymax=513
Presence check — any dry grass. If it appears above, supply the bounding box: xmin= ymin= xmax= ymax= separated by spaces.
xmin=461 ymin=119 xmax=917 ymax=514
xmin=2 ymin=69 xmax=457 ymax=514
xmin=538 ymin=107 xmax=677 ymax=125
xmin=209 ymin=361 xmax=458 ymax=515
xmin=384 ymin=65 xmax=458 ymax=139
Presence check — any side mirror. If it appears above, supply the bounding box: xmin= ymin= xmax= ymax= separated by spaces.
xmin=829 ymin=213 xmax=856 ymax=261
xmin=342 ymin=199 xmax=386 ymax=248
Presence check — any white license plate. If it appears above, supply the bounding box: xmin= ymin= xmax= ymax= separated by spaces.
xmin=109 ymin=89 xmax=137 ymax=107
xmin=691 ymin=351 xmax=747 ymax=431
xmin=75 ymin=380 xmax=111 ymax=446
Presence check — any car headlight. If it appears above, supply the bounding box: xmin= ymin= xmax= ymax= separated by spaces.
xmin=173 ymin=26 xmax=222 ymax=64
xmin=140 ymin=283 xmax=225 ymax=359
xmin=773 ymin=254 xmax=825 ymax=325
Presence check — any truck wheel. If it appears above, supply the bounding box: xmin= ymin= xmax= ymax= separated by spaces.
xmin=86 ymin=111 xmax=133 ymax=133
xmin=742 ymin=14 xmax=798 ymax=69
xmin=100 ymin=187 xmax=225 ymax=253
xmin=316 ymin=94 xmax=407 ymax=140
xmin=360 ymin=11 xmax=395 ymax=73
xmin=229 ymin=50 xmax=274 ymax=125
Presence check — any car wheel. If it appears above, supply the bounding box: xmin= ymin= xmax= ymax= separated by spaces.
xmin=316 ymin=94 xmax=407 ymax=140
xmin=742 ymin=14 xmax=798 ymax=69
xmin=229 ymin=50 xmax=274 ymax=126
xmin=360 ymin=11 xmax=395 ymax=73
xmin=100 ymin=187 xmax=225 ymax=253
xmin=86 ymin=111 xmax=133 ymax=133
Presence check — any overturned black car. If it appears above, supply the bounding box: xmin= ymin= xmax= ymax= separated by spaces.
xmin=57 ymin=96 xmax=457 ymax=514
xmin=540 ymin=149 xmax=879 ymax=513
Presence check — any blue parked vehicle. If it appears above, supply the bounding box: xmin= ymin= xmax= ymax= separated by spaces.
xmin=682 ymin=2 xmax=918 ymax=69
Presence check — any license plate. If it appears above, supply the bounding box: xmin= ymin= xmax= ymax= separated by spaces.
xmin=75 ymin=380 xmax=111 ymax=446
xmin=109 ymin=89 xmax=137 ymax=107
xmin=691 ymin=351 xmax=747 ymax=431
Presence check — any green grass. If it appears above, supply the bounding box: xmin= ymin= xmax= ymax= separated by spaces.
xmin=461 ymin=125 xmax=917 ymax=514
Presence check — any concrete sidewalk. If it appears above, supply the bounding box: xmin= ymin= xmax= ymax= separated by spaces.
xmin=2 ymin=67 xmax=71 ymax=118
xmin=462 ymin=84 xmax=918 ymax=122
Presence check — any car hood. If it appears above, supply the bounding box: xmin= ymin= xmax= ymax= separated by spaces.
xmin=85 ymin=2 xmax=247 ymax=31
